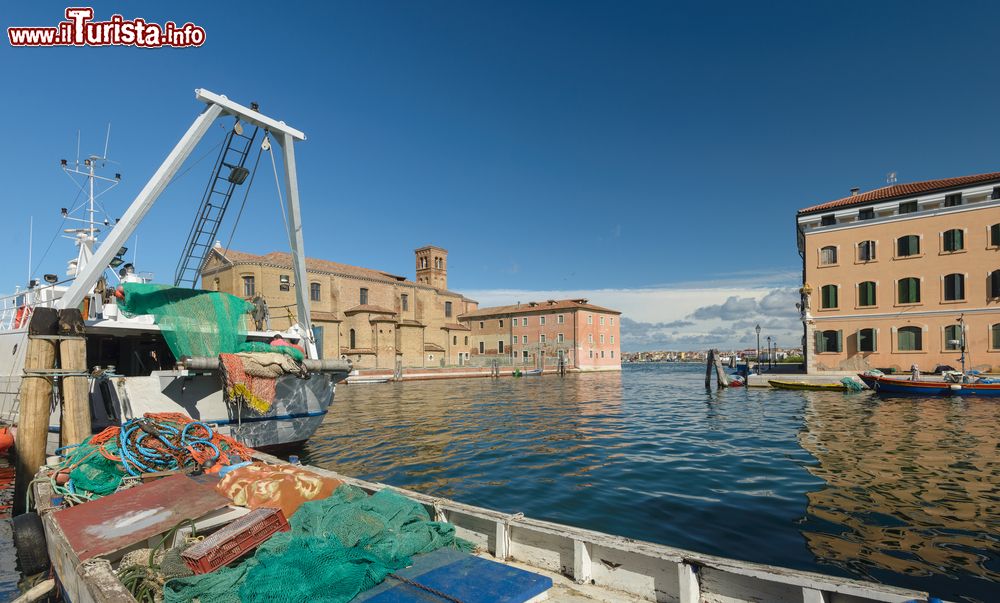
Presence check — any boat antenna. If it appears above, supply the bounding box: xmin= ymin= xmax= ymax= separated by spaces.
xmin=27 ymin=216 xmax=32 ymax=285
xmin=103 ymin=123 xmax=111 ymax=160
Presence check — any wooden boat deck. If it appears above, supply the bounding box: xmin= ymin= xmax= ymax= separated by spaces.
xmin=30 ymin=452 xmax=942 ymax=603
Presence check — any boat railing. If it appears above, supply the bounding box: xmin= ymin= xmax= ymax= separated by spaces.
xmin=0 ymin=297 xmax=31 ymax=331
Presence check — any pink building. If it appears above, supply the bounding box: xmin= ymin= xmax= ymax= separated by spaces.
xmin=459 ymin=299 xmax=621 ymax=371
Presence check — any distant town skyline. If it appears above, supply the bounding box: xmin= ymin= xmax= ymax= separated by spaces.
xmin=4 ymin=2 xmax=1000 ymax=350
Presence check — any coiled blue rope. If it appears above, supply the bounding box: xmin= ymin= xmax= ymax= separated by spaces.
xmin=119 ymin=418 xmax=219 ymax=476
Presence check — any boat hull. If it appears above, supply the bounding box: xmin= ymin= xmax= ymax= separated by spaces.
xmin=0 ymin=328 xmax=349 ymax=450
xmin=768 ymin=380 xmax=846 ymax=391
xmin=859 ymin=374 xmax=1000 ymax=396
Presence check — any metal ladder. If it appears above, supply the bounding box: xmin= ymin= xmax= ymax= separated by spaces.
xmin=173 ymin=120 xmax=259 ymax=287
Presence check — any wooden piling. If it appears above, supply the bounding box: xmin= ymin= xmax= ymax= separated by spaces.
xmin=714 ymin=349 xmax=730 ymax=388
xmin=14 ymin=307 xmax=59 ymax=515
xmin=705 ymin=349 xmax=714 ymax=388
xmin=58 ymin=309 xmax=90 ymax=448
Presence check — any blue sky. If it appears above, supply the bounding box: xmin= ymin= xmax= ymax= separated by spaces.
xmin=3 ymin=1 xmax=1000 ymax=350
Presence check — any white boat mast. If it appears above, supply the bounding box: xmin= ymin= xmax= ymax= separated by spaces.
xmin=60 ymin=125 xmax=121 ymax=279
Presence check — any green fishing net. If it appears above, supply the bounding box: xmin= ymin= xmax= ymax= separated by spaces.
xmin=164 ymin=485 xmax=474 ymax=603
xmin=66 ymin=438 xmax=124 ymax=496
xmin=120 ymin=283 xmax=255 ymax=359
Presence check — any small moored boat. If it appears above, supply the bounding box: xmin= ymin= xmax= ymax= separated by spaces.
xmin=768 ymin=380 xmax=848 ymax=391
xmin=858 ymin=373 xmax=1000 ymax=396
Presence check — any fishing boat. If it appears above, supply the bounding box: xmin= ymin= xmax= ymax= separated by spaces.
xmin=28 ymin=450 xmax=947 ymax=603
xmin=0 ymin=90 xmax=350 ymax=451
xmin=858 ymin=373 xmax=1000 ymax=397
xmin=768 ymin=380 xmax=848 ymax=391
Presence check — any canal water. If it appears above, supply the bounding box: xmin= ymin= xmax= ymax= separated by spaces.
xmin=0 ymin=363 xmax=995 ymax=601
xmin=302 ymin=363 xmax=999 ymax=603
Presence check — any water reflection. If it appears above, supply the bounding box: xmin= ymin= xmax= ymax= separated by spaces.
xmin=799 ymin=393 xmax=1000 ymax=590
xmin=301 ymin=371 xmax=625 ymax=500
xmin=300 ymin=365 xmax=999 ymax=602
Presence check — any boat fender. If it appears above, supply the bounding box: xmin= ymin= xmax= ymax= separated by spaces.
xmin=114 ymin=285 xmax=125 ymax=300
xmin=949 ymin=384 xmax=962 ymax=392
xmin=54 ymin=469 xmax=71 ymax=486
xmin=12 ymin=306 xmax=27 ymax=329
xmin=0 ymin=426 xmax=13 ymax=454
xmin=11 ymin=512 xmax=50 ymax=576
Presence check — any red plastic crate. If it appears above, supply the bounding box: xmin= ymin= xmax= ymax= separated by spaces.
xmin=181 ymin=507 xmax=290 ymax=574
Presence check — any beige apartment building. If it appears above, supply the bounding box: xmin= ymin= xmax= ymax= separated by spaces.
xmin=458 ymin=299 xmax=622 ymax=371
xmin=200 ymin=245 xmax=478 ymax=368
xmin=796 ymin=172 xmax=1000 ymax=373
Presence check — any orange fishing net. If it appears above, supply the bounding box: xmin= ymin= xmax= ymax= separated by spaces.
xmin=217 ymin=462 xmax=342 ymax=519
xmin=220 ymin=353 xmax=279 ymax=414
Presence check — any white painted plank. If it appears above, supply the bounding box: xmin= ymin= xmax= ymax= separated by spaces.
xmin=803 ymin=587 xmax=828 ymax=603
xmin=574 ymin=540 xmax=593 ymax=584
xmin=678 ymin=562 xmax=699 ymax=603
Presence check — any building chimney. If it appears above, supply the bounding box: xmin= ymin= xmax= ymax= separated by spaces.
xmin=850 ymin=187 xmax=860 ymax=196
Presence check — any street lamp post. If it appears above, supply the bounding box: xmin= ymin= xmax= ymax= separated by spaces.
xmin=766 ymin=336 xmax=771 ymax=370
xmin=755 ymin=324 xmax=761 ymax=375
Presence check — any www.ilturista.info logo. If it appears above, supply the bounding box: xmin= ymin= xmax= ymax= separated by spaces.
xmin=7 ymin=7 xmax=205 ymax=48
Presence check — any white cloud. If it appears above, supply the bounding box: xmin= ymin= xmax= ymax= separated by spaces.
xmin=462 ymin=275 xmax=803 ymax=351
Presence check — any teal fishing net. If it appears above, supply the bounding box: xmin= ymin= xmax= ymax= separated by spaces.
xmin=120 ymin=283 xmax=255 ymax=359
xmin=163 ymin=485 xmax=474 ymax=603
xmin=840 ymin=377 xmax=864 ymax=392
xmin=237 ymin=341 xmax=305 ymax=362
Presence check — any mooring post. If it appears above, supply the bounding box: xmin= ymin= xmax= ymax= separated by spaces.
xmin=714 ymin=349 xmax=730 ymax=388
xmin=705 ymin=349 xmax=714 ymax=388
xmin=58 ymin=309 xmax=90 ymax=447
xmin=14 ymin=307 xmax=59 ymax=515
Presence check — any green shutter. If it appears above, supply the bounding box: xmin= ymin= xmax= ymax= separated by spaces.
xmin=992 ymin=224 xmax=1000 ymax=247
xmin=814 ymin=331 xmax=824 ymax=353
xmin=898 ymin=328 xmax=911 ymax=351
xmin=835 ymin=330 xmax=843 ymax=353
xmin=859 ymin=281 xmax=875 ymax=306
xmin=944 ymin=230 xmax=964 ymax=252
xmin=993 ymin=324 xmax=1000 ymax=349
